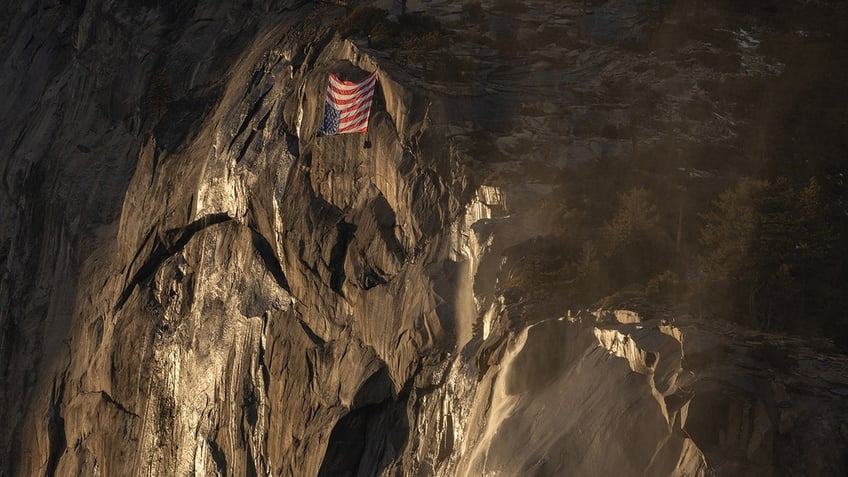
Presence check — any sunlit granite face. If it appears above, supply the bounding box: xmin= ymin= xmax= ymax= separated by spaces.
xmin=1 ymin=1 xmax=847 ymax=476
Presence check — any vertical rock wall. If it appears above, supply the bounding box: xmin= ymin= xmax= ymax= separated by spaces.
xmin=2 ymin=1 xmax=847 ymax=476
xmin=2 ymin=1 xmax=476 ymax=475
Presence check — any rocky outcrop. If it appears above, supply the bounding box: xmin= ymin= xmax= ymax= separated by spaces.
xmin=679 ymin=318 xmax=848 ymax=476
xmin=2 ymin=1 xmax=847 ymax=476
xmin=458 ymin=315 xmax=707 ymax=477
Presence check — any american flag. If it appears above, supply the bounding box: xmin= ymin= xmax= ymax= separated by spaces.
xmin=319 ymin=71 xmax=377 ymax=135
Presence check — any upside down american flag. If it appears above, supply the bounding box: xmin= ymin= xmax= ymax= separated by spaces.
xmin=319 ymin=71 xmax=378 ymax=135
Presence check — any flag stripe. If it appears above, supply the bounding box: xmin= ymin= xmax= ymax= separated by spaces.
xmin=326 ymin=89 xmax=374 ymax=108
xmin=340 ymin=112 xmax=370 ymax=132
xmin=338 ymin=97 xmax=375 ymax=120
xmin=327 ymin=82 xmax=375 ymax=101
xmin=329 ymin=72 xmax=376 ymax=91
xmin=341 ymin=121 xmax=369 ymax=134
xmin=340 ymin=115 xmax=368 ymax=131
xmin=329 ymin=76 xmax=375 ymax=91
xmin=340 ymin=108 xmax=371 ymax=128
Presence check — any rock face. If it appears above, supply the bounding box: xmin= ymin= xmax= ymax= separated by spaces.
xmin=1 ymin=1 xmax=847 ymax=476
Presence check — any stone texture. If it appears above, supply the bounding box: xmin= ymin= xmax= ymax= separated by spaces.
xmin=1 ymin=1 xmax=847 ymax=476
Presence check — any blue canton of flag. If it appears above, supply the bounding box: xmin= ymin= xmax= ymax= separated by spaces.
xmin=321 ymin=102 xmax=341 ymax=135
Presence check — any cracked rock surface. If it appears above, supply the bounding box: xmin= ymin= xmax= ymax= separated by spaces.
xmin=2 ymin=1 xmax=847 ymax=476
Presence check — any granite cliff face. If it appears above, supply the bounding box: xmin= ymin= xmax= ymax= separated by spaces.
xmin=2 ymin=1 xmax=847 ymax=476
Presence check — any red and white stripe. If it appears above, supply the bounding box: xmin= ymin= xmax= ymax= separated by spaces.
xmin=326 ymin=72 xmax=377 ymax=134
